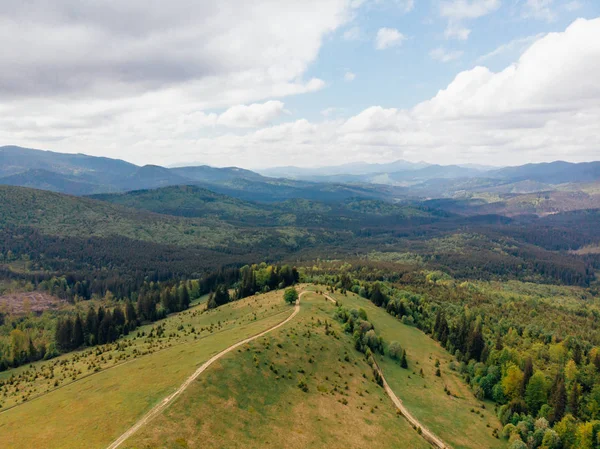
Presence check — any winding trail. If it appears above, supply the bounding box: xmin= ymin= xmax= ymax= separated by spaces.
xmin=373 ymin=358 xmax=450 ymax=449
xmin=323 ymin=290 xmax=450 ymax=449
xmin=106 ymin=290 xmax=450 ymax=449
xmin=106 ymin=293 xmax=304 ymax=449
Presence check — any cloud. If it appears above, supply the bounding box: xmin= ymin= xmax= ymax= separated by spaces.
xmin=217 ymin=101 xmax=287 ymax=128
xmin=439 ymin=0 xmax=501 ymax=19
xmin=344 ymin=71 xmax=357 ymax=81
xmin=564 ymin=1 xmax=582 ymax=11
xmin=197 ymin=18 xmax=600 ymax=168
xmin=342 ymin=26 xmax=362 ymax=40
xmin=395 ymin=0 xmax=415 ymax=13
xmin=522 ymin=0 xmax=556 ymax=22
xmin=321 ymin=107 xmax=344 ymax=117
xmin=477 ymin=33 xmax=546 ymax=62
xmin=0 ymin=0 xmax=351 ymax=103
xmin=429 ymin=47 xmax=464 ymax=62
xmin=444 ymin=25 xmax=471 ymax=40
xmin=375 ymin=28 xmax=406 ymax=49
xmin=439 ymin=0 xmax=501 ymax=40
xmin=3 ymin=16 xmax=600 ymax=169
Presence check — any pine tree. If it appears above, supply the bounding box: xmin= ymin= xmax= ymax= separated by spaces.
xmin=522 ymin=357 xmax=534 ymax=395
xmin=370 ymin=283 xmax=386 ymax=307
xmin=467 ymin=324 xmax=485 ymax=362
xmin=549 ymin=374 xmax=567 ymax=424
xmin=178 ymin=284 xmax=190 ymax=310
xmin=84 ymin=307 xmax=98 ymax=346
xmin=125 ymin=300 xmax=137 ymax=327
xmin=568 ymin=382 xmax=581 ymax=418
xmin=72 ymin=315 xmax=84 ymax=348
xmin=400 ymin=350 xmax=408 ymax=369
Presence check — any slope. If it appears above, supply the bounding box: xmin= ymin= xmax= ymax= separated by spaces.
xmin=0 ymin=290 xmax=291 ymax=448
xmin=123 ymin=291 xmax=431 ymax=449
xmin=323 ymin=289 xmax=506 ymax=449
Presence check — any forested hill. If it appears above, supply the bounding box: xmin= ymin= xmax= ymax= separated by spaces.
xmin=1 ymin=185 xmax=599 ymax=289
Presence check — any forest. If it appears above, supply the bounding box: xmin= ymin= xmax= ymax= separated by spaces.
xmin=304 ymin=262 xmax=600 ymax=448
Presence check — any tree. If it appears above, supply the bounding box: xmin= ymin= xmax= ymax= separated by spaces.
xmin=549 ymin=374 xmax=567 ymax=424
xmin=72 ymin=315 xmax=84 ymax=348
xmin=568 ymin=382 xmax=581 ymax=418
xmin=125 ymin=300 xmax=137 ymax=327
xmin=56 ymin=318 xmax=73 ymax=351
xmin=388 ymin=341 xmax=402 ymax=360
xmin=284 ymin=287 xmax=299 ymax=305
xmin=522 ymin=357 xmax=534 ymax=394
xmin=502 ymin=364 xmax=525 ymax=400
xmin=370 ymin=283 xmax=385 ymax=307
xmin=554 ymin=414 xmax=577 ymax=449
xmin=467 ymin=323 xmax=485 ymax=362
xmin=525 ymin=372 xmax=548 ymax=416
xmin=400 ymin=349 xmax=408 ymax=369
xmin=178 ymin=283 xmax=190 ymax=310
xmin=207 ymin=284 xmax=230 ymax=309
xmin=84 ymin=307 xmax=98 ymax=346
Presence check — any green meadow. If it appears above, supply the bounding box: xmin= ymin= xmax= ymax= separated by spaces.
xmin=125 ymin=292 xmax=430 ymax=449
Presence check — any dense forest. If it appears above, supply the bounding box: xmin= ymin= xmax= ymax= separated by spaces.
xmin=0 ymin=263 xmax=298 ymax=371
xmin=304 ymin=262 xmax=600 ymax=448
xmin=1 ymin=179 xmax=599 ymax=448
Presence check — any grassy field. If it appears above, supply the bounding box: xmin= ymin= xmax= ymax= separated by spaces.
xmin=0 ymin=290 xmax=290 ymax=448
xmin=0 ymin=287 xmax=505 ymax=449
xmin=321 ymin=288 xmax=506 ymax=449
xmin=124 ymin=292 xmax=430 ymax=449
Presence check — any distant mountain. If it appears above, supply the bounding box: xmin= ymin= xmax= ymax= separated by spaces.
xmin=116 ymin=165 xmax=190 ymax=190
xmin=386 ymin=165 xmax=483 ymax=184
xmin=0 ymin=169 xmax=110 ymax=195
xmin=488 ymin=161 xmax=600 ymax=184
xmin=0 ymin=145 xmax=137 ymax=182
xmin=257 ymin=159 xmax=430 ymax=179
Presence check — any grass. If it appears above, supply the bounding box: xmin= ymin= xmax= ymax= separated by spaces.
xmin=0 ymin=290 xmax=290 ymax=448
xmin=124 ymin=292 xmax=430 ymax=449
xmin=320 ymin=288 xmax=506 ymax=449
xmin=0 ymin=287 xmax=504 ymax=449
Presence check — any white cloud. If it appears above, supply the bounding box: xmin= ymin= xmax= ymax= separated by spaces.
xmin=321 ymin=107 xmax=343 ymax=117
xmin=440 ymin=0 xmax=501 ymax=19
xmin=477 ymin=33 xmax=546 ymax=62
xmin=342 ymin=26 xmax=362 ymax=40
xmin=3 ymin=15 xmax=600 ymax=169
xmin=344 ymin=71 xmax=357 ymax=81
xmin=440 ymin=0 xmax=501 ymax=40
xmin=217 ymin=101 xmax=287 ymax=128
xmin=395 ymin=0 xmax=415 ymax=13
xmin=186 ymin=17 xmax=600 ymax=168
xmin=375 ymin=27 xmax=406 ymax=49
xmin=444 ymin=25 xmax=471 ymax=40
xmin=430 ymin=47 xmax=464 ymax=62
xmin=0 ymin=0 xmax=350 ymax=104
xmin=522 ymin=0 xmax=556 ymax=22
xmin=564 ymin=1 xmax=582 ymax=11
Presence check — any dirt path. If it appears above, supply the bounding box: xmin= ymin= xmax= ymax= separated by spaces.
xmin=373 ymin=358 xmax=451 ymax=449
xmin=107 ymin=290 xmax=449 ymax=449
xmin=324 ymin=290 xmax=450 ymax=449
xmin=106 ymin=293 xmax=305 ymax=449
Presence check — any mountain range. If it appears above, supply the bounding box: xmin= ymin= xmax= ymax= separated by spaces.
xmin=2 ymin=145 xmax=600 ymax=211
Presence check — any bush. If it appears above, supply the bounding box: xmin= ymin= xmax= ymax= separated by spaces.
xmin=388 ymin=341 xmax=403 ymax=360
xmin=284 ymin=287 xmax=299 ymax=305
xmin=298 ymin=378 xmax=308 ymax=392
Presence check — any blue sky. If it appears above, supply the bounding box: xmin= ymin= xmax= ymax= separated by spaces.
xmin=289 ymin=0 xmax=600 ymax=121
xmin=1 ymin=0 xmax=600 ymax=168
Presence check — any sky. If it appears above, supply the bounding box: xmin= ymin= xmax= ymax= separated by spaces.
xmin=1 ymin=0 xmax=599 ymax=169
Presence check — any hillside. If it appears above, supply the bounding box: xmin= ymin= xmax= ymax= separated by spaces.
xmin=0 ymin=286 xmax=507 ymax=449
xmin=0 ymin=146 xmax=409 ymax=202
